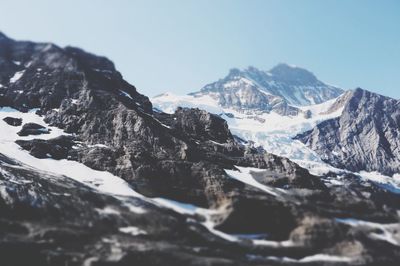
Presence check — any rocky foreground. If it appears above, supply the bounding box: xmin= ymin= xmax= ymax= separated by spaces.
xmin=0 ymin=32 xmax=399 ymax=265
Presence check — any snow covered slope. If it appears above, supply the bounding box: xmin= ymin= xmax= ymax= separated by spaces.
xmin=152 ymin=91 xmax=400 ymax=189
xmin=152 ymin=93 xmax=342 ymax=171
xmin=0 ymin=107 xmax=140 ymax=197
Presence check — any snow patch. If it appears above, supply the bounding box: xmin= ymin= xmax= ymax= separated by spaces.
xmin=119 ymin=90 xmax=133 ymax=100
xmin=9 ymin=70 xmax=25 ymax=83
xmin=119 ymin=226 xmax=147 ymax=236
xmin=225 ymin=166 xmax=284 ymax=197
xmin=96 ymin=207 xmax=120 ymax=216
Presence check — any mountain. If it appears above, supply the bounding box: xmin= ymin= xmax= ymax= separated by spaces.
xmin=295 ymin=88 xmax=400 ymax=176
xmin=1 ymin=32 xmax=400 ymax=265
xmin=189 ymin=64 xmax=343 ymax=115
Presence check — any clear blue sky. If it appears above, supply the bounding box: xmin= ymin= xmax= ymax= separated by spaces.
xmin=1 ymin=0 xmax=399 ymax=98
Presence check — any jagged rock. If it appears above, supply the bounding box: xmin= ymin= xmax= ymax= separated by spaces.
xmin=295 ymin=88 xmax=400 ymax=176
xmin=289 ymin=217 xmax=347 ymax=248
xmin=3 ymin=116 xmax=22 ymax=126
xmin=17 ymin=122 xmax=50 ymax=136
xmin=237 ymin=153 xmax=327 ymax=190
xmin=15 ymin=135 xmax=77 ymax=159
xmin=303 ymin=110 xmax=312 ymax=119
xmin=168 ymin=107 xmax=234 ymax=144
xmin=0 ymin=33 xmax=152 ymax=113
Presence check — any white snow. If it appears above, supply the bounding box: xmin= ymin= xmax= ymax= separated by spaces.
xmin=119 ymin=226 xmax=147 ymax=236
xmin=9 ymin=70 xmax=25 ymax=83
xmin=298 ymin=254 xmax=353 ymax=263
xmin=358 ymin=171 xmax=400 ymax=193
xmin=152 ymin=93 xmax=344 ymax=176
xmin=225 ymin=166 xmax=284 ymax=197
xmin=336 ymin=218 xmax=400 ymax=246
xmin=0 ymin=107 xmax=142 ymax=198
xmin=119 ymin=90 xmax=133 ymax=100
xmin=152 ymin=93 xmax=224 ymax=114
xmin=124 ymin=204 xmax=147 ymax=214
xmin=1 ymin=104 xmax=398 ymax=253
xmin=96 ymin=206 xmax=120 ymax=216
xmin=253 ymin=239 xmax=295 ymax=247
xmin=152 ymin=91 xmax=400 ymax=194
xmin=260 ymin=254 xmax=353 ymax=263
xmin=88 ymin=144 xmax=109 ymax=149
xmin=0 ymin=107 xmax=250 ymax=244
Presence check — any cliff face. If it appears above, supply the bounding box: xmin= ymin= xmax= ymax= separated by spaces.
xmin=296 ymin=88 xmax=400 ymax=176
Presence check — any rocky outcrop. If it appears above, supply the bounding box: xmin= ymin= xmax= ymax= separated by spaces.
xmin=295 ymin=88 xmax=400 ymax=176
xmin=17 ymin=122 xmax=50 ymax=136
xmin=3 ymin=116 xmax=22 ymax=126
xmin=16 ymin=135 xmax=77 ymax=159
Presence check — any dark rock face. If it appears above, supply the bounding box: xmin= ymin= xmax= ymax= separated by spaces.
xmin=3 ymin=116 xmax=22 ymax=126
xmin=1 ymin=33 xmax=400 ymax=265
xmin=16 ymin=135 xmax=77 ymax=159
xmin=0 ymin=33 xmax=152 ymax=113
xmin=17 ymin=122 xmax=50 ymax=136
xmin=167 ymin=107 xmax=234 ymax=144
xmin=189 ymin=64 xmax=343 ymax=115
xmin=295 ymin=88 xmax=400 ymax=176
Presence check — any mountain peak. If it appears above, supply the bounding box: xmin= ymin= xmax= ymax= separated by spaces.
xmin=0 ymin=31 xmax=10 ymax=40
xmin=350 ymin=87 xmax=392 ymax=100
xmin=245 ymin=65 xmax=262 ymax=73
xmin=228 ymin=67 xmax=241 ymax=77
xmin=199 ymin=64 xmax=343 ymax=107
xmin=268 ymin=63 xmax=319 ymax=85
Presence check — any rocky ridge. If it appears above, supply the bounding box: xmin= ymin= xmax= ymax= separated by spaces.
xmin=0 ymin=32 xmax=399 ymax=265
xmin=189 ymin=64 xmax=343 ymax=115
xmin=295 ymin=88 xmax=400 ymax=176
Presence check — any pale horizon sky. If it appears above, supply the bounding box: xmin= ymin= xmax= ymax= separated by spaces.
xmin=0 ymin=0 xmax=399 ymax=98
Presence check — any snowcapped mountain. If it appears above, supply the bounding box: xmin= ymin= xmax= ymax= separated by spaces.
xmin=153 ymin=80 xmax=400 ymax=186
xmin=152 ymin=92 xmax=344 ymax=164
xmin=188 ymin=64 xmax=343 ymax=115
xmin=1 ymin=32 xmax=400 ymax=265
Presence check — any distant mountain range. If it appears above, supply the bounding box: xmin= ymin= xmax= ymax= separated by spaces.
xmin=187 ymin=64 xmax=343 ymax=116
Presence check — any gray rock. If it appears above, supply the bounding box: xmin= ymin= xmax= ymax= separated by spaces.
xmin=3 ymin=116 xmax=22 ymax=126
xmin=17 ymin=122 xmax=50 ymax=136
xmin=295 ymin=88 xmax=400 ymax=176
